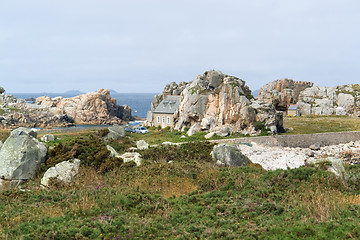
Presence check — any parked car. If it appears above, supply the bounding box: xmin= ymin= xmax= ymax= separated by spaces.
xmin=125 ymin=127 xmax=136 ymax=133
xmin=135 ymin=126 xmax=149 ymax=134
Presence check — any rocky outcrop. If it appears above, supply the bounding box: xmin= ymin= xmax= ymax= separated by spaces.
xmin=104 ymin=125 xmax=125 ymax=141
xmin=297 ymin=84 xmax=360 ymax=116
xmin=171 ymin=70 xmax=283 ymax=135
xmin=211 ymin=144 xmax=252 ymax=167
xmin=0 ymin=128 xmax=47 ymax=190
xmin=257 ymin=79 xmax=313 ymax=110
xmin=0 ymin=87 xmax=133 ymax=129
xmin=0 ymin=111 xmax=74 ymax=129
xmin=150 ymin=82 xmax=189 ymax=111
xmin=36 ymin=89 xmax=134 ymax=125
xmin=41 ymin=159 xmax=81 ymax=188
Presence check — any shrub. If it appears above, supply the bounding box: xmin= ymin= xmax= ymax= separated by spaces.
xmin=46 ymin=131 xmax=122 ymax=173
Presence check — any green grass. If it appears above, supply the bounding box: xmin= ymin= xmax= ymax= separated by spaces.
xmin=284 ymin=115 xmax=360 ymax=135
xmin=128 ymin=128 xmax=254 ymax=145
xmin=2 ymin=152 xmax=360 ymax=239
xmin=3 ymin=129 xmax=360 ymax=239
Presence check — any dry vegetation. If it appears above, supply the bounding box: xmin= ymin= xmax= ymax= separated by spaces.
xmin=2 ymin=117 xmax=360 ymax=238
xmin=284 ymin=115 xmax=360 ymax=135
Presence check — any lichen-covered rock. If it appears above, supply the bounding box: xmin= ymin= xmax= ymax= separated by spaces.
xmin=307 ymin=157 xmax=348 ymax=180
xmin=0 ymin=127 xmax=47 ymax=180
xmin=120 ymin=152 xmax=142 ymax=166
xmin=41 ymin=134 xmax=55 ymax=142
xmin=136 ymin=140 xmax=149 ymax=150
xmin=106 ymin=145 xmax=120 ymax=158
xmin=41 ymin=159 xmax=81 ymax=187
xmin=104 ymin=125 xmax=125 ymax=141
xmin=211 ymin=144 xmax=252 ymax=167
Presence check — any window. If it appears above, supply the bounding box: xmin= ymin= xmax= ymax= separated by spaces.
xmin=162 ymin=117 xmax=165 ymax=123
xmin=167 ymin=117 xmax=170 ymax=124
xmin=157 ymin=116 xmax=160 ymax=123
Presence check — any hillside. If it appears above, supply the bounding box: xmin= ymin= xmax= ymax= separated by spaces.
xmin=1 ymin=124 xmax=360 ymax=239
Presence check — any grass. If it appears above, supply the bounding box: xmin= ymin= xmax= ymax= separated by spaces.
xmin=2 ymin=152 xmax=360 ymax=239
xmin=284 ymin=115 xmax=360 ymax=135
xmin=3 ymin=127 xmax=360 ymax=238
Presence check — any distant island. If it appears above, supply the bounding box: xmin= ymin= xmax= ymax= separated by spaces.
xmin=63 ymin=90 xmax=85 ymax=95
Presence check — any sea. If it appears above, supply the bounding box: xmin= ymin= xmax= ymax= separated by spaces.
xmin=9 ymin=92 xmax=157 ymax=119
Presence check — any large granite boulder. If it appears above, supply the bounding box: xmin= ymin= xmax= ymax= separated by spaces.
xmin=0 ymin=86 xmax=5 ymax=94
xmin=0 ymin=128 xmax=47 ymax=189
xmin=104 ymin=125 xmax=125 ymax=141
xmin=168 ymin=70 xmax=283 ymax=135
xmin=307 ymin=157 xmax=348 ymax=180
xmin=211 ymin=144 xmax=252 ymax=167
xmin=41 ymin=159 xmax=81 ymax=187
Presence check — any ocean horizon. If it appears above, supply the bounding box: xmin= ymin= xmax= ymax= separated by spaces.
xmin=9 ymin=92 xmax=158 ymax=119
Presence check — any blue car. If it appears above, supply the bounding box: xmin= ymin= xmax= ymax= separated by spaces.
xmin=125 ymin=127 xmax=136 ymax=133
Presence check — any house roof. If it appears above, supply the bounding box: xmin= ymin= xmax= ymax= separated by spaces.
xmin=288 ymin=104 xmax=298 ymax=110
xmin=153 ymin=95 xmax=181 ymax=114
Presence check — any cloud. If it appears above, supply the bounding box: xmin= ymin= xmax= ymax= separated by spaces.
xmin=0 ymin=0 xmax=359 ymax=92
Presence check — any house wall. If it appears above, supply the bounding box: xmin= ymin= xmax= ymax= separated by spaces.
xmin=288 ymin=110 xmax=297 ymax=116
xmin=152 ymin=113 xmax=174 ymax=128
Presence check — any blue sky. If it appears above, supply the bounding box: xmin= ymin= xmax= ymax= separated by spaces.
xmin=1 ymin=0 xmax=359 ymax=93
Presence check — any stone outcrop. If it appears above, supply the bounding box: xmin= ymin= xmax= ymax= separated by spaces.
xmin=257 ymin=79 xmax=313 ymax=110
xmin=0 ymin=87 xmax=133 ymax=129
xmin=150 ymin=81 xmax=189 ymax=111
xmin=211 ymin=144 xmax=252 ymax=167
xmin=41 ymin=159 xmax=81 ymax=187
xmin=170 ymin=70 xmax=283 ymax=135
xmin=104 ymin=125 xmax=125 ymax=141
xmin=0 ymin=128 xmax=47 ymax=190
xmin=297 ymin=84 xmax=360 ymax=116
xmin=36 ymin=89 xmax=134 ymax=125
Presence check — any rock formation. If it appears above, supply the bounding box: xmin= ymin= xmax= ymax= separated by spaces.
xmin=148 ymin=70 xmax=284 ymax=135
xmin=41 ymin=159 xmax=81 ymax=188
xmin=0 ymin=86 xmax=134 ymax=129
xmin=36 ymin=89 xmax=134 ymax=125
xmin=0 ymin=128 xmax=47 ymax=190
xmin=297 ymin=84 xmax=360 ymax=116
xmin=150 ymin=81 xmax=188 ymax=111
xmin=211 ymin=144 xmax=252 ymax=167
xmin=257 ymin=78 xmax=313 ymax=110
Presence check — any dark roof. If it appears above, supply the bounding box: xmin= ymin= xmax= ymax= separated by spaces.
xmin=153 ymin=96 xmax=181 ymax=114
xmin=288 ymin=104 xmax=298 ymax=110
